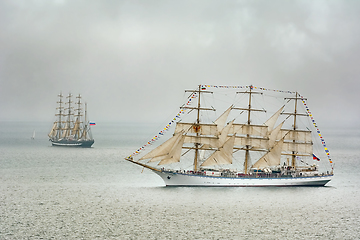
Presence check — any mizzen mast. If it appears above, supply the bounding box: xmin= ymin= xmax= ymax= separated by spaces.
xmin=283 ymin=92 xmax=309 ymax=169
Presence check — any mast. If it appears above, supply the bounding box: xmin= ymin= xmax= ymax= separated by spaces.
xmin=55 ymin=92 xmax=64 ymax=139
xmin=234 ymin=85 xmax=265 ymax=174
xmin=83 ymin=102 xmax=88 ymax=140
xmin=183 ymin=85 xmax=214 ymax=171
xmin=292 ymin=92 xmax=298 ymax=168
xmin=64 ymin=93 xmax=73 ymax=138
xmin=283 ymin=92 xmax=308 ymax=168
xmin=74 ymin=94 xmax=82 ymax=139
xmin=244 ymin=86 xmax=252 ymax=174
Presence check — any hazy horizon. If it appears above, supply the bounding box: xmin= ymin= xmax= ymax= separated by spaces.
xmin=1 ymin=1 xmax=359 ymax=129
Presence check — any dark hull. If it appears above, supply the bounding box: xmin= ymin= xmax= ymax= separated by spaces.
xmin=50 ymin=139 xmax=94 ymax=148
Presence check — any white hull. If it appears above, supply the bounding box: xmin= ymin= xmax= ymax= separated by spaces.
xmin=154 ymin=171 xmax=332 ymax=187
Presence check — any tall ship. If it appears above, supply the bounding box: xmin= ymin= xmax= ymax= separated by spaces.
xmin=125 ymin=85 xmax=333 ymax=187
xmin=48 ymin=93 xmax=94 ymax=147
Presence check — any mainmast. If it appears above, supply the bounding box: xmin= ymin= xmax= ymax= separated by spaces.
xmin=64 ymin=93 xmax=73 ymax=138
xmin=234 ymin=85 xmax=265 ymax=174
xmin=74 ymin=94 xmax=83 ymax=139
xmin=183 ymin=85 xmax=214 ymax=171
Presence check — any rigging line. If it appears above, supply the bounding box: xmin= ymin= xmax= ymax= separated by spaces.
xmin=181 ymin=148 xmax=192 ymax=157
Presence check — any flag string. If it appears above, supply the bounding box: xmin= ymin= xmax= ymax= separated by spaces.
xmin=128 ymin=92 xmax=197 ymax=158
xmin=128 ymin=85 xmax=333 ymax=171
xmin=300 ymin=97 xmax=334 ymax=170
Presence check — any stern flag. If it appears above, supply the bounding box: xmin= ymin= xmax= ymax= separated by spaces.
xmin=89 ymin=122 xmax=96 ymax=126
xmin=312 ymin=154 xmax=320 ymax=161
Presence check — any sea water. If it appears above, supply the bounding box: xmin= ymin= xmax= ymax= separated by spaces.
xmin=0 ymin=122 xmax=359 ymax=239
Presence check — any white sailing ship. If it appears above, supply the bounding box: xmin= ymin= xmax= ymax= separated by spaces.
xmin=126 ymin=85 xmax=333 ymax=186
xmin=48 ymin=93 xmax=94 ymax=147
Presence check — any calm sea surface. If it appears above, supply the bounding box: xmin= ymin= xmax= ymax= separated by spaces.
xmin=1 ymin=122 xmax=359 ymax=239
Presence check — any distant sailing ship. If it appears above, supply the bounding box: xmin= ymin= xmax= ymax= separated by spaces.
xmin=126 ymin=85 xmax=333 ymax=187
xmin=48 ymin=93 xmax=94 ymax=147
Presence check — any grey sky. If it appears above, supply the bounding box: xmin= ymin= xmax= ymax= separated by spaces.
xmin=0 ymin=0 xmax=359 ymax=128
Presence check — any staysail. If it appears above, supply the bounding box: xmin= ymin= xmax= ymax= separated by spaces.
xmin=251 ymin=134 xmax=287 ymax=169
xmin=140 ymin=131 xmax=185 ymax=165
xmin=48 ymin=122 xmax=57 ymax=138
xmin=201 ymin=135 xmax=235 ymax=167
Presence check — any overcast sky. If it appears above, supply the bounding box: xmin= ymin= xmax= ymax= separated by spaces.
xmin=0 ymin=0 xmax=359 ymax=128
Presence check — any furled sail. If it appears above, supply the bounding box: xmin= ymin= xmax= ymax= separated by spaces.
xmin=139 ymin=131 xmax=185 ymax=165
xmin=201 ymin=135 xmax=235 ymax=167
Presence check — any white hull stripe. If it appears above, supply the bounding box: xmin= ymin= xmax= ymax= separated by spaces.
xmin=155 ymin=171 xmax=332 ymax=187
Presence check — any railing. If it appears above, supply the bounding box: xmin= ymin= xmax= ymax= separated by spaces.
xmin=162 ymin=169 xmax=332 ymax=178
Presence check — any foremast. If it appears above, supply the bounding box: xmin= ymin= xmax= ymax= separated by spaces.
xmin=55 ymin=92 xmax=65 ymax=139
xmin=233 ymin=85 xmax=266 ymax=174
xmin=183 ymin=85 xmax=214 ymax=171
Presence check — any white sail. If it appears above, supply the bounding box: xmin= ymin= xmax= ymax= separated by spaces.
xmin=265 ymin=106 xmax=284 ymax=133
xmin=268 ymin=121 xmax=284 ymax=148
xmin=231 ymin=124 xmax=268 ymax=137
xmin=48 ymin=122 xmax=57 ymax=138
xmin=234 ymin=136 xmax=269 ymax=150
xmin=251 ymin=137 xmax=285 ymax=169
xmin=183 ymin=135 xmax=218 ymax=148
xmin=282 ymin=142 xmax=313 ymax=155
xmin=175 ymin=122 xmax=218 ymax=136
xmin=278 ymin=129 xmax=312 ymax=143
xmin=140 ymin=131 xmax=185 ymax=164
xmin=158 ymin=134 xmax=186 ymax=165
xmin=201 ymin=135 xmax=235 ymax=167
xmin=182 ymin=120 xmax=234 ymax=148
xmin=214 ymin=105 xmax=232 ymax=132
xmin=217 ymin=120 xmax=234 ymax=148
